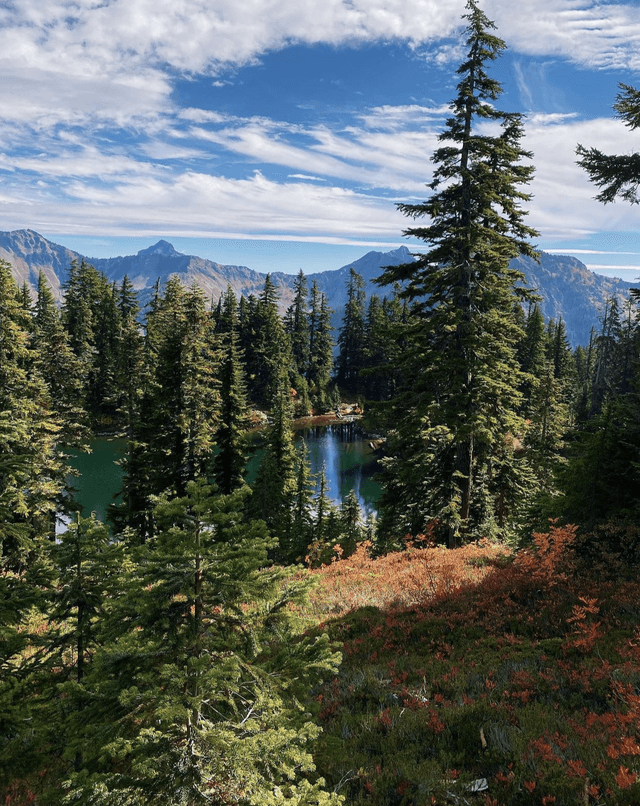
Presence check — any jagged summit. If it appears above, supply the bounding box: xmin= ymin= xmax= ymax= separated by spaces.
xmin=137 ymin=240 xmax=182 ymax=257
xmin=0 ymin=227 xmax=636 ymax=346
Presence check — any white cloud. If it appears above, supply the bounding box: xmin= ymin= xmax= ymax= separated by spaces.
xmin=3 ymin=1 xmax=637 ymax=133
xmin=528 ymin=112 xmax=579 ymax=125
xmin=523 ymin=115 xmax=640 ymax=241
xmin=547 ymin=249 xmax=640 ymax=256
xmin=359 ymin=104 xmax=451 ymax=130
xmin=0 ymin=169 xmax=406 ymax=241
xmin=1 ymin=0 xmax=640 ymax=250
xmin=288 ymin=174 xmax=326 ymax=181
xmin=487 ymin=0 xmax=640 ymax=70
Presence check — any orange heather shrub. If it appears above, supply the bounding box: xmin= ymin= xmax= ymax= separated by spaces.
xmin=308 ymin=536 xmax=510 ymax=615
xmin=310 ymin=523 xmax=640 ymax=806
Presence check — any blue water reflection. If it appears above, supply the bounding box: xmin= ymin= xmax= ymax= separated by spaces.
xmin=68 ymin=423 xmax=381 ymax=524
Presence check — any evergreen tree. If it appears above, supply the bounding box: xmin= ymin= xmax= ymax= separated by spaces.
xmin=335 ymin=268 xmax=366 ymax=396
xmin=113 ymin=276 xmax=145 ymax=438
xmin=0 ymin=260 xmax=68 ymax=557
xmin=286 ymin=440 xmax=315 ymax=564
xmin=574 ymin=329 xmax=597 ymax=425
xmin=360 ymin=292 xmax=408 ymax=402
xmin=361 ymin=294 xmax=387 ymax=401
xmin=576 ymin=83 xmax=640 ymax=204
xmin=0 ymin=262 xmax=69 ymax=789
xmin=376 ymin=0 xmax=538 ymax=546
xmin=17 ymin=280 xmax=33 ymax=312
xmin=245 ymin=277 xmax=291 ymax=408
xmin=307 ymin=284 xmax=334 ymax=412
xmin=90 ymin=276 xmax=121 ymax=422
xmin=306 ymin=466 xmax=341 ymax=566
xmin=33 ymin=270 xmax=89 ymax=448
xmin=518 ymin=304 xmax=546 ymax=416
xmin=285 ymin=271 xmax=312 ymax=415
xmin=338 ymin=489 xmax=365 ymax=558
xmin=62 ymin=481 xmax=341 ymax=805
xmin=213 ymin=288 xmax=251 ymax=495
xmin=590 ymin=297 xmax=622 ymax=416
xmin=250 ymin=366 xmax=297 ymax=551
xmin=286 ymin=270 xmax=311 ymax=378
xmin=62 ymin=259 xmax=98 ymax=395
xmin=15 ymin=514 xmax=120 ymax=784
xmin=113 ymin=278 xmax=220 ymax=540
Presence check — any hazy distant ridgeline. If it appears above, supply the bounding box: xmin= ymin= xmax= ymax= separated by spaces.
xmin=1 ymin=228 xmax=635 ymax=346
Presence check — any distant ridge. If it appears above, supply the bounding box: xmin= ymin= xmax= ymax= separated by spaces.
xmin=0 ymin=228 xmax=635 ymax=346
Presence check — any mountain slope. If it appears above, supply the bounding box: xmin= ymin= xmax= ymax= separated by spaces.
xmin=0 ymin=229 xmax=635 ymax=346
xmin=0 ymin=229 xmax=82 ymax=301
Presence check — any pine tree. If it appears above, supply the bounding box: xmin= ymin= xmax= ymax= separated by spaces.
xmin=376 ymin=0 xmax=538 ymax=546
xmin=518 ymin=304 xmax=546 ymax=416
xmin=113 ymin=276 xmax=145 ymax=437
xmin=113 ymin=278 xmax=220 ymax=540
xmin=0 ymin=260 xmax=68 ymax=557
xmin=250 ymin=366 xmax=297 ymax=552
xmin=0 ymin=262 xmax=69 ymax=789
xmin=213 ymin=288 xmax=251 ymax=495
xmin=335 ymin=268 xmax=366 ymax=396
xmin=360 ymin=292 xmax=408 ymax=403
xmin=338 ymin=489 xmax=364 ymax=557
xmin=26 ymin=514 xmax=120 ymax=781
xmin=286 ymin=440 xmax=315 ymax=564
xmin=590 ymin=298 xmax=622 ymax=416
xmin=576 ymin=83 xmax=640 ymax=204
xmin=286 ymin=270 xmax=311 ymax=379
xmin=307 ymin=284 xmax=334 ymax=412
xmin=245 ymin=277 xmax=291 ymax=408
xmin=62 ymin=481 xmax=341 ymax=805
xmin=33 ymin=270 xmax=89 ymax=448
xmin=306 ymin=466 xmax=341 ymax=566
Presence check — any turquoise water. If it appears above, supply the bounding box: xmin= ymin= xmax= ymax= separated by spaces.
xmin=66 ymin=423 xmax=381 ymax=524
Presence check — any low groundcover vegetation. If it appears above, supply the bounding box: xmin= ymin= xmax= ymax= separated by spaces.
xmin=306 ymin=525 xmax=640 ymax=805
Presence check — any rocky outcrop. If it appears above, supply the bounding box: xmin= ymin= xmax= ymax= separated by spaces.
xmin=1 ymin=228 xmax=635 ymax=346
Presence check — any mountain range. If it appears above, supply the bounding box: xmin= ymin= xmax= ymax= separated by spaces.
xmin=1 ymin=228 xmax=636 ymax=347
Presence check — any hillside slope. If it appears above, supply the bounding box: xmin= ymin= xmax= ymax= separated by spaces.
xmin=1 ymin=229 xmax=635 ymax=346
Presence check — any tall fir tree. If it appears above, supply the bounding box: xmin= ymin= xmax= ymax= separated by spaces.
xmin=307 ymin=283 xmax=334 ymax=412
xmin=112 ymin=278 xmax=220 ymax=540
xmin=113 ymin=275 xmax=145 ymax=438
xmin=576 ymin=83 xmax=640 ymax=204
xmin=335 ymin=268 xmax=366 ymax=396
xmin=249 ymin=365 xmax=298 ymax=554
xmin=285 ymin=270 xmax=311 ymax=379
xmin=376 ymin=0 xmax=538 ymax=546
xmin=33 ymin=270 xmax=89 ymax=448
xmin=245 ymin=276 xmax=291 ymax=408
xmin=0 ymin=260 xmax=70 ymax=556
xmin=61 ymin=481 xmax=341 ymax=806
xmin=213 ymin=287 xmax=251 ymax=495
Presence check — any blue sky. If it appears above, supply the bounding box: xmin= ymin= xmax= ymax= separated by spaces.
xmin=1 ymin=0 xmax=640 ymax=279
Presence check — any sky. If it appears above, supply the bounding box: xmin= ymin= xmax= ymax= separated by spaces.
xmin=1 ymin=0 xmax=640 ymax=279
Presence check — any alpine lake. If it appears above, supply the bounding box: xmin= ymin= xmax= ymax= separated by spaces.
xmin=66 ymin=420 xmax=382 ymax=527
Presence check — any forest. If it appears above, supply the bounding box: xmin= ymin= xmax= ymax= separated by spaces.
xmin=3 ymin=1 xmax=640 ymax=804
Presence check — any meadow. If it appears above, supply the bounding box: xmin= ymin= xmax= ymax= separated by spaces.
xmin=304 ymin=525 xmax=640 ymax=805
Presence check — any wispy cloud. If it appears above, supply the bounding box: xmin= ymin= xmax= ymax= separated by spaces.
xmin=288 ymin=174 xmax=326 ymax=181
xmin=489 ymin=0 xmax=640 ymax=70
xmin=0 ymin=0 xmax=639 ymax=249
xmin=359 ymin=104 xmax=450 ymax=130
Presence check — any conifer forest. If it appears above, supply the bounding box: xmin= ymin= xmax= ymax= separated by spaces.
xmin=5 ymin=2 xmax=640 ymax=804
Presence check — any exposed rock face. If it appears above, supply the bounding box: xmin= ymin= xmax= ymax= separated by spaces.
xmin=1 ymin=229 xmax=636 ymax=346
xmin=0 ymin=229 xmax=81 ymax=301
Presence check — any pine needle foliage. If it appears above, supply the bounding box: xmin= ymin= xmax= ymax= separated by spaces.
xmin=577 ymin=83 xmax=640 ymax=204
xmin=376 ymin=0 xmax=538 ymax=547
xmin=61 ymin=480 xmax=342 ymax=806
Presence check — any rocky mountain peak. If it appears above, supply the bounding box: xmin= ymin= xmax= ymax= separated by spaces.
xmin=137 ymin=240 xmax=182 ymax=257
